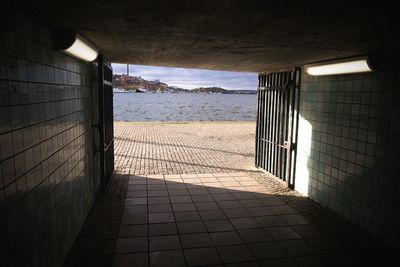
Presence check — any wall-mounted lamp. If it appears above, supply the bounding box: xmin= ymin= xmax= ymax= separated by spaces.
xmin=305 ymin=56 xmax=372 ymax=76
xmin=53 ymin=29 xmax=98 ymax=62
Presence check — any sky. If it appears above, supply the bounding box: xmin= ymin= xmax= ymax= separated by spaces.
xmin=112 ymin=63 xmax=257 ymax=90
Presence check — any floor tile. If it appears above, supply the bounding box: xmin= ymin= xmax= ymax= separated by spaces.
xmin=167 ymin=183 xmax=187 ymax=190
xmin=204 ymin=219 xmax=234 ymax=232
xmin=149 ymin=213 xmax=175 ymax=223
xmin=200 ymin=177 xmax=219 ymax=182
xmin=195 ymin=201 xmax=219 ymax=211
xmin=181 ymin=233 xmax=213 ymax=248
xmin=113 ymin=253 xmax=148 ymax=267
xmin=128 ymin=185 xmax=147 ymax=191
xmin=291 ymin=225 xmax=326 ymax=238
xmin=150 ymin=250 xmax=186 ymax=267
xmin=181 ymin=174 xmax=198 ymax=178
xmin=149 ymin=235 xmax=181 ymax=251
xmin=217 ymin=200 xmax=242 ymax=209
xmin=191 ymin=194 xmax=214 ymax=202
xmin=279 ymin=214 xmax=310 ymax=225
xmin=188 ymin=188 xmax=209 ymax=195
xmin=210 ymin=231 xmax=243 ymax=246
xmin=197 ymin=174 xmax=214 ymax=178
xmin=231 ymin=192 xmax=255 ymax=200
xmin=119 ymin=224 xmax=148 ymax=238
xmin=224 ymin=208 xmax=250 ymax=218
xmin=216 ymin=245 xmax=255 ymax=263
xmin=269 ymin=205 xmax=296 ymax=215
xmin=172 ymin=203 xmax=197 ymax=212
xmin=124 ymin=205 xmax=147 ymax=214
xmin=278 ymin=239 xmax=315 ymax=256
xmin=170 ymin=195 xmax=192 ymax=203
xmin=256 ymin=216 xmax=287 ymax=227
xmin=246 ymin=206 xmax=274 ymax=216
xmin=253 ymin=193 xmax=274 ymax=200
xmin=227 ymin=262 xmax=260 ymax=267
xmin=259 ymin=197 xmax=286 ymax=206
xmin=265 ymin=226 xmax=301 ymax=240
xmin=149 ymin=223 xmax=178 ymax=236
xmin=126 ymin=190 xmax=147 ymax=198
xmin=174 ymin=211 xmax=201 ymax=222
xmin=148 ymin=184 xmax=167 ymax=190
xmin=168 ymin=189 xmax=190 ymax=196
xmin=184 ymin=247 xmax=221 ymax=266
xmin=199 ymin=210 xmax=226 ymax=220
xmin=208 ymin=187 xmax=229 ymax=194
xmin=238 ymin=228 xmax=272 ymax=243
xmin=305 ymin=238 xmax=339 ymax=254
xmin=248 ymin=242 xmax=287 ymax=259
xmin=125 ymin=197 xmax=147 ymax=206
xmin=149 ymin=204 xmax=172 ymax=213
xmin=183 ymin=178 xmax=202 ymax=184
xmin=164 ymin=174 xmax=181 ymax=179
xmin=230 ymin=217 xmax=260 ymax=229
xmin=122 ymin=214 xmax=148 ymax=225
xmin=148 ymin=197 xmax=170 ymax=204
xmin=129 ymin=179 xmax=147 ymax=185
xmin=292 ymin=255 xmax=329 ymax=267
xmin=212 ymin=193 xmax=235 ymax=201
xmin=259 ymin=258 xmax=296 ymax=267
xmin=148 ymin=190 xmax=169 ymax=197
xmin=115 ymin=237 xmax=148 ymax=253
xmin=239 ymin=199 xmax=264 ymax=207
xmin=177 ymin=221 xmax=206 ymax=234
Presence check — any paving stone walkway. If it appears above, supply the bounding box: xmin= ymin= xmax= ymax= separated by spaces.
xmin=65 ymin=122 xmax=393 ymax=267
xmin=113 ymin=122 xmax=256 ymax=175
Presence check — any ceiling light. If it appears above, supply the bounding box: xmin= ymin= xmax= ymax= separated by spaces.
xmin=53 ymin=29 xmax=98 ymax=62
xmin=306 ymin=57 xmax=372 ymax=76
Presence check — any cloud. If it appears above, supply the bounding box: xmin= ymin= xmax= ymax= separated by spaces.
xmin=112 ymin=63 xmax=257 ymax=90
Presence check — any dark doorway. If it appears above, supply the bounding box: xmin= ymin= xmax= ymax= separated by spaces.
xmin=255 ymin=68 xmax=301 ymax=188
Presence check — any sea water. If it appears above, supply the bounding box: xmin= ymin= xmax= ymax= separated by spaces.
xmin=114 ymin=92 xmax=257 ymax=121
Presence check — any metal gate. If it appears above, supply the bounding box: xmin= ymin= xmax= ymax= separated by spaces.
xmin=98 ymin=55 xmax=114 ymax=191
xmin=255 ymin=68 xmax=301 ymax=188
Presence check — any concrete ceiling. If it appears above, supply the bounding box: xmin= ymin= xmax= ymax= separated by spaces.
xmin=29 ymin=0 xmax=400 ymax=72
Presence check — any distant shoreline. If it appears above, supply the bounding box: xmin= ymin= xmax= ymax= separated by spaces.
xmin=114 ymin=121 xmax=256 ymax=124
xmin=113 ymin=74 xmax=257 ymax=94
xmin=113 ymin=89 xmax=257 ymax=95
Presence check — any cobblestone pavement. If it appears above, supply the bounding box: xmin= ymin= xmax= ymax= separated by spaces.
xmin=65 ymin=122 xmax=393 ymax=267
xmin=114 ymin=122 xmax=257 ymax=175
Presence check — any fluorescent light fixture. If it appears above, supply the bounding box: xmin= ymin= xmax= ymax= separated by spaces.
xmin=306 ymin=57 xmax=372 ymax=76
xmin=63 ymin=36 xmax=98 ymax=61
xmin=53 ymin=29 xmax=98 ymax=62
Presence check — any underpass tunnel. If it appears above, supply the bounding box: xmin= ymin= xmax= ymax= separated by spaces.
xmin=1 ymin=1 xmax=399 ymax=266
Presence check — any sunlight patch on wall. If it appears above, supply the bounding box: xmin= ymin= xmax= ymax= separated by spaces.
xmin=295 ymin=115 xmax=313 ymax=196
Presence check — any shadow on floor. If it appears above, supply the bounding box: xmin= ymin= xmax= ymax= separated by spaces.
xmin=113 ymin=154 xmax=258 ymax=174
xmin=64 ymin=172 xmax=395 ymax=267
xmin=114 ymin=136 xmax=254 ymax=157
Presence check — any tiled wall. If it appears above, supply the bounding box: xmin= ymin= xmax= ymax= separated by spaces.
xmin=296 ymin=70 xmax=400 ymax=245
xmin=0 ymin=5 xmax=96 ymax=266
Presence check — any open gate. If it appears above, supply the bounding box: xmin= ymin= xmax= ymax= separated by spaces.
xmin=98 ymin=55 xmax=114 ymax=191
xmin=255 ymin=68 xmax=301 ymax=188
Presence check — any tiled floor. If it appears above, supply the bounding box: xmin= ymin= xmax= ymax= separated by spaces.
xmin=111 ymin=173 xmax=392 ymax=267
xmin=65 ymin=123 xmax=393 ymax=266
